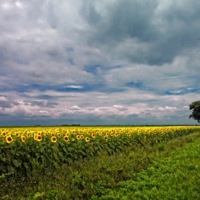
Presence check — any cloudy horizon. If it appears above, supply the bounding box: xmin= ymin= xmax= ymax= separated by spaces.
xmin=0 ymin=0 xmax=200 ymax=126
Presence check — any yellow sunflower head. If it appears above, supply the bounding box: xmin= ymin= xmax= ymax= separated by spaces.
xmin=21 ymin=136 xmax=26 ymax=142
xmin=85 ymin=137 xmax=90 ymax=142
xmin=76 ymin=135 xmax=80 ymax=140
xmin=37 ymin=135 xmax=42 ymax=142
xmin=6 ymin=136 xmax=13 ymax=143
xmin=51 ymin=136 xmax=57 ymax=143
xmin=64 ymin=136 xmax=69 ymax=142
xmin=104 ymin=135 xmax=108 ymax=140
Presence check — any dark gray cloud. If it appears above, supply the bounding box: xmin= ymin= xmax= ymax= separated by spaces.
xmin=79 ymin=0 xmax=200 ymax=66
xmin=83 ymin=0 xmax=159 ymax=44
xmin=0 ymin=99 xmax=20 ymax=108
xmin=23 ymin=100 xmax=58 ymax=108
xmin=0 ymin=100 xmax=13 ymax=108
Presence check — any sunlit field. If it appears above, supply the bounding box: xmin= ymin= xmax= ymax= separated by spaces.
xmin=1 ymin=126 xmax=200 ymax=199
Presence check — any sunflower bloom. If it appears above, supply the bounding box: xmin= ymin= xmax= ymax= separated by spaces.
xmin=85 ymin=137 xmax=90 ymax=142
xmin=72 ymin=139 xmax=75 ymax=142
xmin=2 ymin=132 xmax=6 ymax=137
xmin=51 ymin=136 xmax=57 ymax=143
xmin=76 ymin=135 xmax=80 ymax=140
xmin=21 ymin=136 xmax=26 ymax=142
xmin=15 ymin=132 xmax=20 ymax=137
xmin=80 ymin=135 xmax=84 ymax=139
xmin=64 ymin=136 xmax=69 ymax=142
xmin=104 ymin=135 xmax=108 ymax=140
xmin=91 ymin=133 xmax=96 ymax=138
xmin=6 ymin=136 xmax=13 ymax=143
xmin=37 ymin=135 xmax=42 ymax=142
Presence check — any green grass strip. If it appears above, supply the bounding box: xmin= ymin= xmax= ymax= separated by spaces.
xmin=94 ymin=136 xmax=200 ymax=200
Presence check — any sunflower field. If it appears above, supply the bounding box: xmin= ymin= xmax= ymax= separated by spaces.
xmin=0 ymin=126 xmax=200 ymax=182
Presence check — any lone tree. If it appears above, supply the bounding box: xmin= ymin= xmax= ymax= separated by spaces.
xmin=189 ymin=101 xmax=200 ymax=123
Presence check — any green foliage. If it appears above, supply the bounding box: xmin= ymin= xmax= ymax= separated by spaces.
xmin=189 ymin=101 xmax=200 ymax=123
xmin=26 ymin=190 xmax=58 ymax=200
xmin=0 ymin=172 xmax=11 ymax=184
xmin=0 ymin=131 xmax=200 ymax=199
xmin=157 ymin=143 xmax=164 ymax=151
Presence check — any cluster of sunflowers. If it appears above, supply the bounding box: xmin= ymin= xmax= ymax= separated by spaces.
xmin=0 ymin=126 xmax=199 ymax=145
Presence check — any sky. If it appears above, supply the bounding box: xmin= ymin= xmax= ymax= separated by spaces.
xmin=0 ymin=0 xmax=200 ymax=126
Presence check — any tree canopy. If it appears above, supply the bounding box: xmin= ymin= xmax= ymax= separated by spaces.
xmin=189 ymin=101 xmax=200 ymax=123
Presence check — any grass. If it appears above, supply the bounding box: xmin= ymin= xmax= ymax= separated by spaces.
xmin=1 ymin=132 xmax=200 ymax=200
xmin=93 ymin=133 xmax=200 ymax=200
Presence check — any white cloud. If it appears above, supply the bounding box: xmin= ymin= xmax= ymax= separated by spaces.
xmin=158 ymin=106 xmax=177 ymax=111
xmin=0 ymin=96 xmax=7 ymax=101
xmin=70 ymin=105 xmax=81 ymax=110
xmin=64 ymin=85 xmax=83 ymax=89
xmin=113 ymin=105 xmax=122 ymax=108
xmin=15 ymin=2 xmax=23 ymax=8
xmin=2 ymin=3 xmax=12 ymax=10
xmin=168 ymin=90 xmax=183 ymax=94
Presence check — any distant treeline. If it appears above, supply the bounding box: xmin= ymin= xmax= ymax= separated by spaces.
xmin=78 ymin=124 xmax=200 ymax=127
xmin=34 ymin=124 xmax=80 ymax=126
xmin=0 ymin=124 xmax=198 ymax=128
xmin=61 ymin=124 xmax=80 ymax=126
